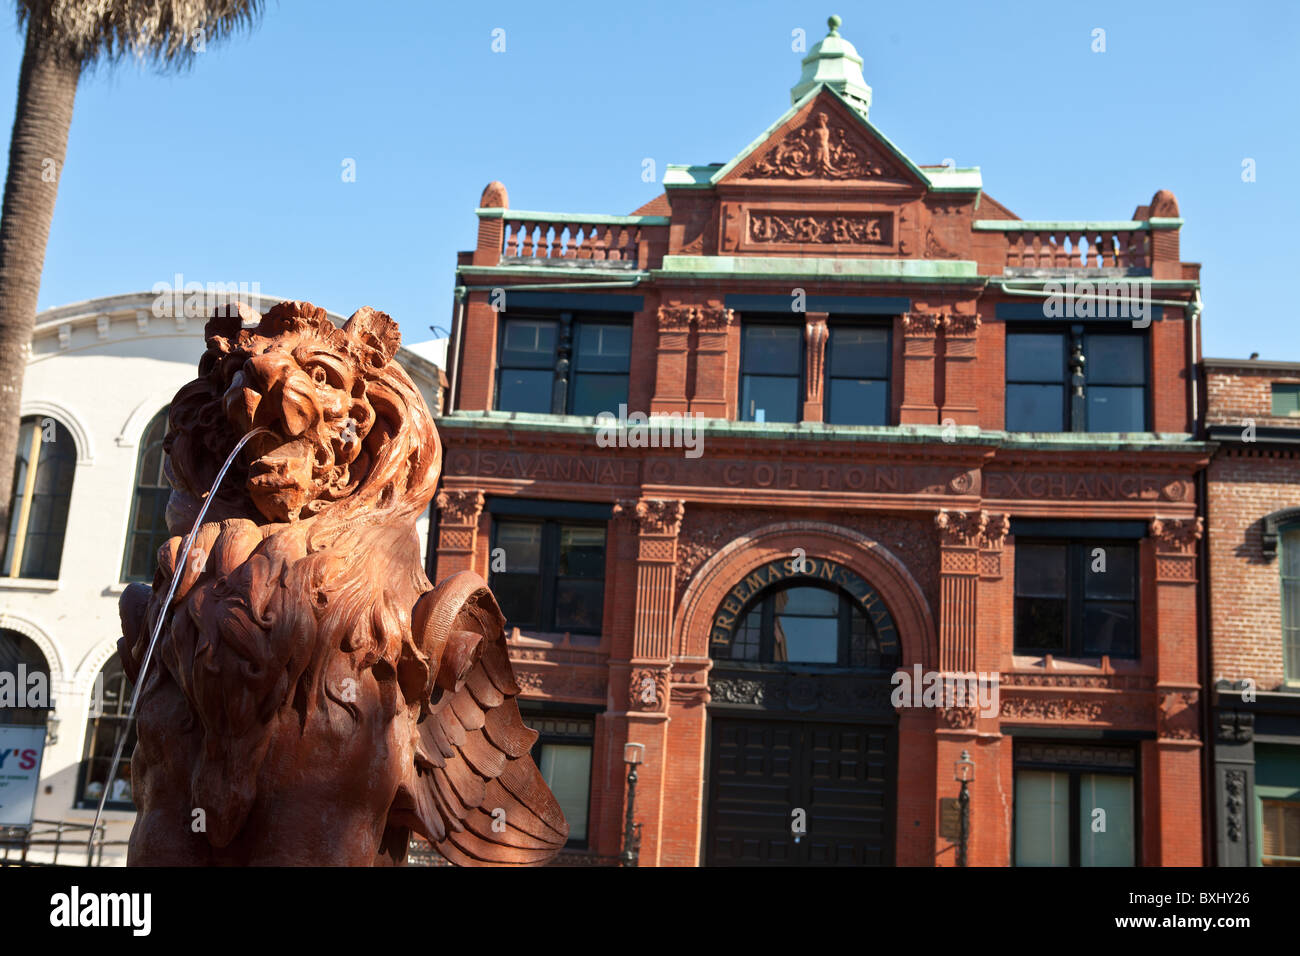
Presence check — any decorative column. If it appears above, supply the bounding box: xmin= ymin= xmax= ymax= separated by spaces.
xmin=650 ymin=305 xmax=694 ymax=414
xmin=940 ymin=313 xmax=980 ymax=426
xmin=802 ymin=313 xmax=829 ymax=423
xmin=900 ymin=312 xmax=941 ymax=424
xmin=434 ymin=489 xmax=485 ymax=578
xmin=690 ymin=307 xmax=735 ymax=418
xmin=1148 ymin=515 xmax=1204 ymax=866
xmin=934 ymin=509 xmax=995 ymax=674
xmin=610 ymin=498 xmax=684 ymax=868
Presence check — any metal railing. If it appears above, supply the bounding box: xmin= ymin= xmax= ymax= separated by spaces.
xmin=0 ymin=819 xmax=128 ymax=866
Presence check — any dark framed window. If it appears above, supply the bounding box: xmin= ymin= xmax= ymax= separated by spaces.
xmin=0 ymin=629 xmax=51 ymax=726
xmin=1282 ymin=526 xmax=1300 ymax=681
xmin=1013 ymin=742 xmax=1137 ymax=867
xmin=520 ymin=710 xmax=594 ymax=848
xmin=2 ymin=416 xmax=76 ymax=580
xmin=740 ymin=323 xmax=802 ymax=423
xmin=76 ymin=655 xmax=136 ymax=811
xmin=1014 ymin=540 xmax=1138 ymax=658
xmin=1005 ymin=327 xmax=1147 ymax=432
xmin=1272 ymin=383 xmax=1300 ymax=417
xmin=710 ymin=581 xmax=899 ymax=670
xmin=495 ymin=313 xmax=630 ymax=416
xmin=122 ymin=407 xmax=171 ymax=582
xmin=489 ymin=518 xmax=606 ymax=634
xmin=825 ymin=321 xmax=890 ymax=425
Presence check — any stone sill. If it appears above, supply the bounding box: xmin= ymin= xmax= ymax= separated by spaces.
xmin=0 ymin=577 xmax=59 ymax=592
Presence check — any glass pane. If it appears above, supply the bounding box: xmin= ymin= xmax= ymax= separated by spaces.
xmin=1282 ymin=529 xmax=1300 ymax=579
xmin=829 ymin=326 xmax=889 ymax=378
xmin=1016 ymin=544 xmax=1067 ymax=597
xmin=742 ymin=325 xmax=801 ymax=375
xmin=827 ymin=378 xmax=888 ymax=426
xmin=1085 ymin=334 xmax=1145 ymax=385
xmin=731 ymin=610 xmax=761 ymax=661
xmin=1083 ymin=602 xmax=1137 ymax=657
xmin=570 ymin=372 xmax=628 ymax=417
xmin=1079 ymin=773 xmax=1134 ymax=866
xmin=493 ymin=574 xmax=541 ymax=628
xmin=1084 ymin=544 xmax=1135 ymax=599
xmin=575 ymin=323 xmax=630 ymax=372
xmin=500 ymin=319 xmax=557 ymax=368
xmin=774 ymin=586 xmax=838 ymax=616
xmin=1007 ymin=333 xmax=1065 ymax=383
xmin=1272 ymin=385 xmax=1300 ymax=417
xmin=497 ymin=368 xmax=553 ymax=414
xmin=558 ymin=526 xmax=605 ymax=578
xmin=1006 ymin=384 xmax=1065 ymax=431
xmin=539 ymin=743 xmax=591 ymax=842
xmin=773 ymin=614 xmax=838 ymax=663
xmin=554 ymin=578 xmax=604 ymax=633
xmin=1087 ymin=386 xmax=1145 ymax=432
xmin=1015 ymin=598 xmax=1067 ymax=651
xmin=494 ymin=522 xmax=541 ymax=572
xmin=741 ymin=375 xmax=800 ymax=423
xmin=1015 ymin=770 xmax=1069 ymax=866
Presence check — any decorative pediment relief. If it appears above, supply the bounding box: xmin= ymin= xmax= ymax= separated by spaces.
xmin=724 ymin=96 xmax=921 ymax=187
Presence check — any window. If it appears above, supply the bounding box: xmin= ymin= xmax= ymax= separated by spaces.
xmin=1272 ymin=383 xmax=1300 ymax=417
xmin=1014 ymin=540 xmax=1138 ymax=658
xmin=1284 ymin=528 xmax=1300 ymax=681
xmin=521 ymin=711 xmax=594 ymax=847
xmin=122 ymin=407 xmax=171 ymax=582
xmin=741 ymin=324 xmax=802 ymax=423
xmin=710 ymin=582 xmax=899 ymax=669
xmin=489 ymin=518 xmax=606 ymax=634
xmin=495 ymin=313 xmax=630 ymax=416
xmin=1261 ymin=800 xmax=1300 ymax=866
xmin=2 ymin=416 xmax=76 ymax=579
xmin=1013 ymin=743 xmax=1136 ymax=867
xmin=1005 ymin=328 xmax=1147 ymax=432
xmin=825 ymin=323 xmax=890 ymax=425
xmin=77 ymin=655 xmax=136 ymax=810
xmin=0 ymin=629 xmax=51 ymax=726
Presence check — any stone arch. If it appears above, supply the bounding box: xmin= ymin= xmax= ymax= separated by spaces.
xmin=673 ymin=520 xmax=936 ymax=670
xmin=0 ymin=613 xmax=65 ymax=685
xmin=19 ymin=399 xmax=94 ymax=465
xmin=76 ymin=639 xmax=125 ymax=694
xmin=115 ymin=394 xmax=171 ymax=449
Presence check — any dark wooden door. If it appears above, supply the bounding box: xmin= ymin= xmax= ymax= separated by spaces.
xmin=705 ymin=716 xmax=895 ymax=866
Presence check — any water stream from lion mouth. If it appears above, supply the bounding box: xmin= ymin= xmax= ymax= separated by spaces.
xmin=87 ymin=427 xmax=271 ymax=864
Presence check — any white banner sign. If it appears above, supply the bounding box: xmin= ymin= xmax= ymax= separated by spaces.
xmin=0 ymin=725 xmax=45 ymax=828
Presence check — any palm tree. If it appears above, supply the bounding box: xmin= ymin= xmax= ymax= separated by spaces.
xmin=0 ymin=0 xmax=264 ymax=556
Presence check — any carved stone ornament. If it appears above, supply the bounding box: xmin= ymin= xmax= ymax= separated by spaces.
xmin=614 ymin=498 xmax=685 ymax=536
xmin=935 ymin=509 xmax=1009 ymax=547
xmin=628 ymin=668 xmax=669 ymax=712
xmin=749 ymin=211 xmax=889 ymax=245
xmin=750 ymin=111 xmax=890 ymax=180
xmin=1225 ymin=770 xmax=1245 ymax=842
xmin=1150 ymin=516 xmax=1204 ymax=552
xmin=942 ymin=313 xmax=981 ymax=336
xmin=117 ymin=300 xmax=568 ymax=865
xmin=1158 ymin=689 xmax=1200 ymax=740
xmin=925 ymin=227 xmax=961 ymax=260
xmin=435 ymin=488 xmax=485 ymax=525
xmin=901 ymin=311 xmax=943 ymax=336
xmin=656 ymin=305 xmax=695 ymax=332
xmin=695 ymin=307 xmax=735 ymax=331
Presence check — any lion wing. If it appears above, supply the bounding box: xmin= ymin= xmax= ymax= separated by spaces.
xmin=398 ymin=571 xmax=569 ymax=865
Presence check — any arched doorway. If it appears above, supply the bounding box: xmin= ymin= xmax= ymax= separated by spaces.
xmin=704 ymin=556 xmax=900 ymax=866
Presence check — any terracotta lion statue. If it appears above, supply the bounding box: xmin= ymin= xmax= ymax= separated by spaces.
xmin=117 ymin=300 xmax=568 ymax=865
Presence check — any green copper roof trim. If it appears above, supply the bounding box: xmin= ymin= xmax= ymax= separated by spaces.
xmin=476 ymin=208 xmax=670 ymax=226
xmin=458 ymin=265 xmax=651 ymax=281
xmin=974 ymin=219 xmax=1183 ymax=232
xmin=657 ymin=255 xmax=979 ymax=280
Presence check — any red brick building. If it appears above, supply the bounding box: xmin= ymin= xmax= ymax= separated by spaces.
xmin=1204 ymin=359 xmax=1300 ymax=866
xmin=436 ymin=18 xmax=1207 ymax=866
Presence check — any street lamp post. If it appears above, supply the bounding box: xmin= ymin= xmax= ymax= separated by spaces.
xmin=621 ymin=742 xmax=644 ymax=867
xmin=955 ymin=748 xmax=974 ymax=867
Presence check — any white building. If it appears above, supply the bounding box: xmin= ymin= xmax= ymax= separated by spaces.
xmin=0 ymin=291 xmax=446 ymax=864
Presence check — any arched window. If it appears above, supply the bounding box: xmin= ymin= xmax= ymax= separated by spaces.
xmin=2 ymin=416 xmax=76 ymax=579
xmin=710 ymin=581 xmax=900 ymax=670
xmin=0 ymin=629 xmax=52 ymax=726
xmin=77 ymin=655 xmax=135 ymax=810
xmin=122 ymin=407 xmax=171 ymax=582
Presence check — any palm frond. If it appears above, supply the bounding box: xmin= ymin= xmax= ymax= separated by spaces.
xmin=16 ymin=0 xmax=265 ymax=69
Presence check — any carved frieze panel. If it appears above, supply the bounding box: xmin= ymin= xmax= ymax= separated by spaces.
xmin=749 ymin=210 xmax=891 ymax=245
xmin=1217 ymin=710 xmax=1254 ymax=742
xmin=998 ymin=691 xmax=1157 ymax=727
xmin=984 ymin=471 xmax=1195 ymax=503
xmin=1158 ymin=689 xmax=1200 ymax=741
xmin=744 ymin=110 xmax=902 ymax=181
xmin=709 ymin=668 xmax=895 ymax=719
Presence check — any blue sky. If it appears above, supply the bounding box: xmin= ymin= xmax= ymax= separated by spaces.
xmin=1 ymin=0 xmax=1296 ymax=355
